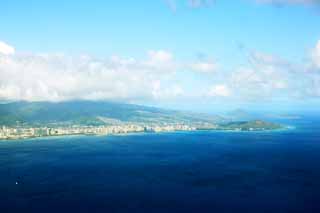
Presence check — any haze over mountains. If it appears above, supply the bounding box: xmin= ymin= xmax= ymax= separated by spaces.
xmin=0 ymin=101 xmax=224 ymax=127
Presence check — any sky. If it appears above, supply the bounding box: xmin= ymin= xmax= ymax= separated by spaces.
xmin=0 ymin=0 xmax=320 ymax=112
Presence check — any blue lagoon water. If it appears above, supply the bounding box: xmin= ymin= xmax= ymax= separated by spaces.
xmin=1 ymin=117 xmax=320 ymax=212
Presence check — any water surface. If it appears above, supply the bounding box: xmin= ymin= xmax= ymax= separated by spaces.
xmin=1 ymin=117 xmax=320 ymax=212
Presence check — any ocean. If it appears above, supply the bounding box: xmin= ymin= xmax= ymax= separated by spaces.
xmin=1 ymin=116 xmax=320 ymax=213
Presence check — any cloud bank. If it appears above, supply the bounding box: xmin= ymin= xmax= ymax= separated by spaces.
xmin=312 ymin=40 xmax=320 ymax=68
xmin=0 ymin=41 xmax=15 ymax=55
xmin=0 ymin=40 xmax=320 ymax=103
xmin=0 ymin=41 xmax=218 ymax=102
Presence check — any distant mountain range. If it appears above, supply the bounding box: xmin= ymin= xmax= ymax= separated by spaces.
xmin=0 ymin=101 xmax=225 ymax=127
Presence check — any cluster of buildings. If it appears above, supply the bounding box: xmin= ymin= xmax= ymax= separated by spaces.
xmin=0 ymin=123 xmax=199 ymax=140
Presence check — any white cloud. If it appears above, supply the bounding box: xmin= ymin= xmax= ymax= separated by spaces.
xmin=144 ymin=50 xmax=177 ymax=72
xmin=1 ymin=40 xmax=320 ymax=103
xmin=224 ymin=47 xmax=320 ymax=100
xmin=229 ymin=66 xmax=290 ymax=100
xmin=152 ymin=81 xmax=184 ymax=99
xmin=190 ymin=61 xmax=218 ymax=73
xmin=0 ymin=49 xmax=179 ymax=102
xmin=312 ymin=40 xmax=320 ymax=69
xmin=148 ymin=50 xmax=173 ymax=63
xmin=0 ymin=41 xmax=15 ymax=55
xmin=208 ymin=84 xmax=231 ymax=97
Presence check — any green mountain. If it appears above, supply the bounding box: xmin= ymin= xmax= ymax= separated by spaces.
xmin=226 ymin=109 xmax=255 ymax=121
xmin=219 ymin=120 xmax=282 ymax=131
xmin=0 ymin=101 xmax=223 ymax=127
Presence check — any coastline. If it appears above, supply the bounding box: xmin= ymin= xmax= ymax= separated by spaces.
xmin=0 ymin=125 xmax=292 ymax=142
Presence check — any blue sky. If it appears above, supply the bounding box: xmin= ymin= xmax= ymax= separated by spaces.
xmin=1 ymin=0 xmax=320 ymax=112
xmin=1 ymin=0 xmax=319 ymax=60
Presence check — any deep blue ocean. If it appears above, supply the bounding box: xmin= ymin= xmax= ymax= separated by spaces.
xmin=1 ymin=116 xmax=320 ymax=213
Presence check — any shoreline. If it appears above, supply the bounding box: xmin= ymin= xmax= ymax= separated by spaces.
xmin=0 ymin=126 xmax=293 ymax=142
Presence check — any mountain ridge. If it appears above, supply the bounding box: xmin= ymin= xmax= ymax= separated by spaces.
xmin=0 ymin=100 xmax=223 ymax=126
